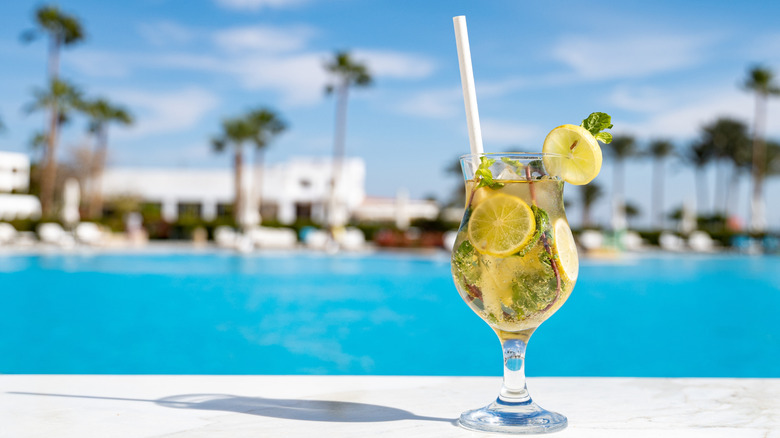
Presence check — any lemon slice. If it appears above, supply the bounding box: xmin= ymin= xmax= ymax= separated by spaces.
xmin=553 ymin=219 xmax=578 ymax=282
xmin=467 ymin=194 xmax=536 ymax=257
xmin=542 ymin=124 xmax=602 ymax=185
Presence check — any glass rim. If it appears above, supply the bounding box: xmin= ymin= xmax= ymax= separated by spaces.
xmin=459 ymin=152 xmax=563 ymax=160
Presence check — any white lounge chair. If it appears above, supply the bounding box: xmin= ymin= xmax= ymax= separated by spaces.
xmin=304 ymin=229 xmax=330 ymax=250
xmin=75 ymin=222 xmax=104 ymax=246
xmin=688 ymin=231 xmax=717 ymax=252
xmin=579 ymin=230 xmax=604 ymax=251
xmin=339 ymin=227 xmax=366 ymax=251
xmin=247 ymin=227 xmax=297 ymax=249
xmin=37 ymin=223 xmax=68 ymax=246
xmin=214 ymin=226 xmax=238 ymax=248
xmin=0 ymin=222 xmax=17 ymax=244
xmin=659 ymin=232 xmax=685 ymax=252
xmin=621 ymin=231 xmax=645 ymax=251
xmin=442 ymin=230 xmax=458 ymax=251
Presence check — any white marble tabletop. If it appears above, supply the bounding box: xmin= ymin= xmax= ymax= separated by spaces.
xmin=1 ymin=375 xmax=778 ymax=437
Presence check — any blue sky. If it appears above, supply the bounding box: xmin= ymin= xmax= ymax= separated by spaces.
xmin=1 ymin=0 xmax=779 ymax=229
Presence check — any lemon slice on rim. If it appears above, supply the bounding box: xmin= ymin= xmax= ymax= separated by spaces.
xmin=552 ymin=219 xmax=578 ymax=282
xmin=467 ymin=193 xmax=536 ymax=257
xmin=542 ymin=124 xmax=602 ymax=185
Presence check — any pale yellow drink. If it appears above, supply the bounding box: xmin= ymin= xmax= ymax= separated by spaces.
xmin=451 ymin=177 xmax=577 ymax=339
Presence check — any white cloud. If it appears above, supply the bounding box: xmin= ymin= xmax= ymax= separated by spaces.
xmin=552 ymin=33 xmax=717 ymax=80
xmin=353 ymin=50 xmax=436 ymax=80
xmin=619 ymin=89 xmax=754 ymax=139
xmin=214 ymin=0 xmax=311 ymax=11
xmin=138 ymin=21 xmax=196 ymax=46
xmin=67 ymin=50 xmax=132 ymax=78
xmin=111 ymin=87 xmax=220 ymax=139
xmin=396 ymin=87 xmax=462 ymax=119
xmin=608 ymin=85 xmax=674 ymax=113
xmin=227 ymin=53 xmax=330 ymax=105
xmin=69 ymin=48 xmax=436 ymax=108
xmin=213 ymin=25 xmax=316 ymax=53
xmin=480 ymin=119 xmax=540 ymax=145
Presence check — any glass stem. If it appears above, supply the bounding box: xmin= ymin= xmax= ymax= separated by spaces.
xmin=499 ymin=337 xmax=532 ymax=404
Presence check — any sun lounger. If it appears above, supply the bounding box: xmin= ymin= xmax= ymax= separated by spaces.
xmin=339 ymin=227 xmax=366 ymax=251
xmin=214 ymin=226 xmax=238 ymax=248
xmin=0 ymin=222 xmax=17 ymax=244
xmin=442 ymin=230 xmax=458 ymax=251
xmin=37 ymin=223 xmax=69 ymax=246
xmin=578 ymin=230 xmax=604 ymax=251
xmin=621 ymin=231 xmax=645 ymax=251
xmin=75 ymin=222 xmax=104 ymax=246
xmin=247 ymin=227 xmax=297 ymax=249
xmin=687 ymin=231 xmax=717 ymax=252
xmin=659 ymin=232 xmax=685 ymax=252
xmin=303 ymin=229 xmax=330 ymax=250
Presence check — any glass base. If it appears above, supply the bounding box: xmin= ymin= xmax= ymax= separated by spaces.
xmin=458 ymin=397 xmax=567 ymax=434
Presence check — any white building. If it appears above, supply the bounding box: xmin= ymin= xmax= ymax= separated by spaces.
xmin=353 ymin=195 xmax=440 ymax=229
xmin=101 ymin=157 xmax=366 ymax=225
xmin=0 ymin=151 xmax=41 ymax=220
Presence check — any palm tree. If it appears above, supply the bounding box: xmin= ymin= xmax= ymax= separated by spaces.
xmin=623 ymin=201 xmax=641 ymax=229
xmin=647 ymin=140 xmax=674 ymax=229
xmin=22 ymin=5 xmax=85 ymax=217
xmin=698 ymin=118 xmax=751 ymax=217
xmin=81 ymin=98 xmax=133 ymax=218
xmin=603 ymin=135 xmax=636 ymax=230
xmin=212 ymin=116 xmax=254 ymax=226
xmin=685 ymin=141 xmax=715 ymax=216
xmin=580 ymin=182 xmax=603 ymax=228
xmin=245 ymin=108 xmax=286 ymax=220
xmin=25 ymin=78 xmax=83 ymax=216
xmin=767 ymin=141 xmax=780 ymax=178
xmin=743 ymin=65 xmax=780 ymax=232
xmin=323 ymin=51 xmax=372 ymax=227
xmin=22 ymin=5 xmax=85 ymax=79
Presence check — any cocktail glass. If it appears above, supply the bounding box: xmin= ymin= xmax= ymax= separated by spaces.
xmin=451 ymin=153 xmax=577 ymax=434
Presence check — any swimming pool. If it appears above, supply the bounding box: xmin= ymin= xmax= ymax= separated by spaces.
xmin=0 ymin=250 xmax=777 ymax=377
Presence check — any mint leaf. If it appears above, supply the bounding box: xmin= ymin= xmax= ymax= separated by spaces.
xmin=580 ymin=112 xmax=613 ymax=140
xmin=452 ymin=240 xmax=481 ymax=287
xmin=513 ymin=205 xmax=550 ymax=257
xmin=475 ymin=157 xmax=504 ymax=190
xmin=595 ymin=132 xmax=613 ymax=144
xmin=510 ymin=271 xmax=556 ymax=319
xmin=501 ymin=157 xmax=524 ymax=175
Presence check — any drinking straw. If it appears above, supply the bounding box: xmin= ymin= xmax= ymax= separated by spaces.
xmin=453 ymin=15 xmax=484 ymax=156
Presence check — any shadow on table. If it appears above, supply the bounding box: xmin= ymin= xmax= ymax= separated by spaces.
xmin=8 ymin=392 xmax=455 ymax=424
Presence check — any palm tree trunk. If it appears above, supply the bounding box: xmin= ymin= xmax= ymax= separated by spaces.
xmin=713 ymin=159 xmax=725 ymax=214
xmin=328 ymin=81 xmax=349 ymax=228
xmin=750 ymin=93 xmax=767 ymax=232
xmin=728 ymin=166 xmax=741 ymax=226
xmin=695 ymin=167 xmax=708 ymax=217
xmin=652 ymin=159 xmax=663 ymax=229
xmin=40 ymin=35 xmax=62 ymax=218
xmin=611 ymin=160 xmax=624 ymax=230
xmin=582 ymin=203 xmax=591 ymax=228
xmin=40 ymin=104 xmax=59 ymax=217
xmin=234 ymin=146 xmax=243 ymax=226
xmin=89 ymin=125 xmax=108 ymax=219
xmin=255 ymin=147 xmax=265 ymax=224
xmin=722 ymin=161 xmax=733 ymax=219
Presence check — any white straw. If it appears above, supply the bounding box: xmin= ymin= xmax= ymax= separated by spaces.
xmin=453 ymin=15 xmax=484 ymax=156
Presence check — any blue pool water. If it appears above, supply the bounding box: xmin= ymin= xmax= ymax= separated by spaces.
xmin=0 ymin=250 xmax=778 ymax=377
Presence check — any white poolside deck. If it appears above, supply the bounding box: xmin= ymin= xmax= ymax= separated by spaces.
xmin=2 ymin=375 xmax=777 ymax=437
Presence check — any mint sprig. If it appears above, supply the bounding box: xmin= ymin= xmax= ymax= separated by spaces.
xmin=475 ymin=157 xmax=504 ymax=190
xmin=581 ymin=112 xmax=613 ymax=144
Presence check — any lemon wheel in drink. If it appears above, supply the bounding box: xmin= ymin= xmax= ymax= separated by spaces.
xmin=467 ymin=193 xmax=536 ymax=257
